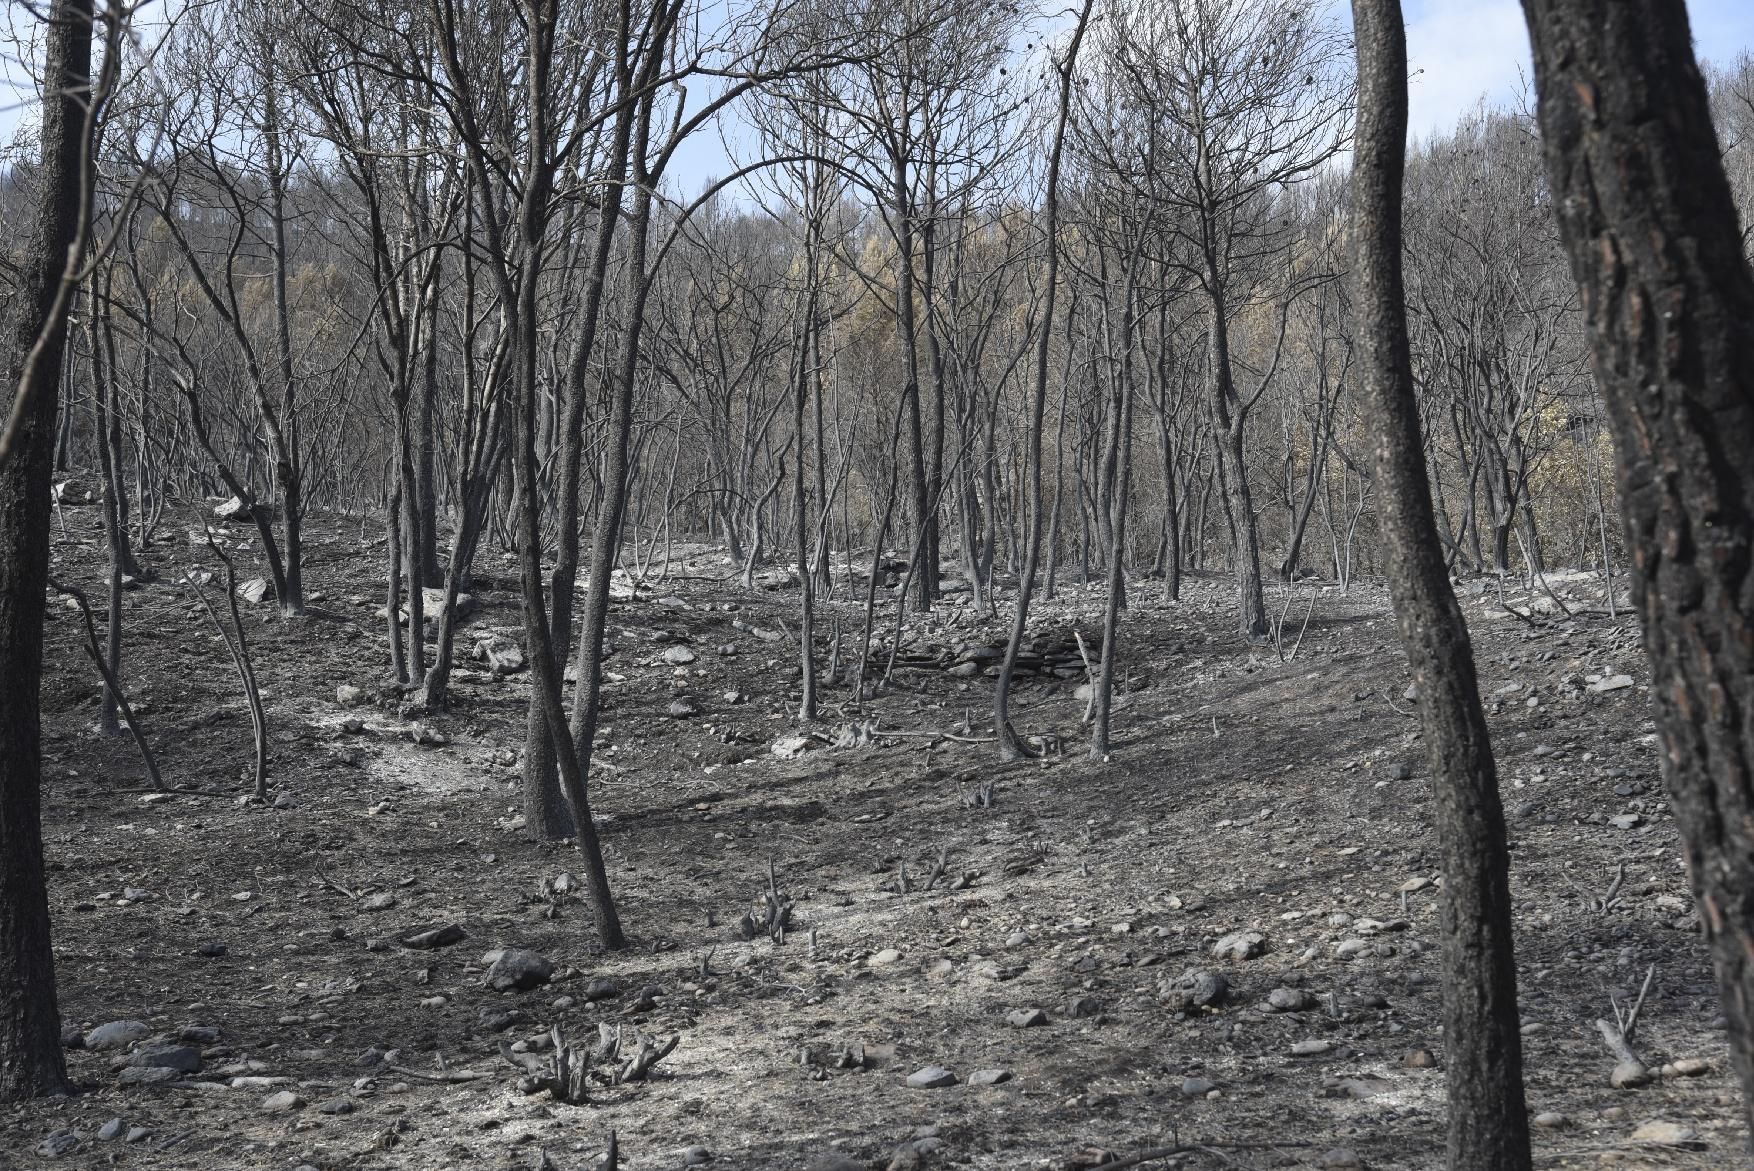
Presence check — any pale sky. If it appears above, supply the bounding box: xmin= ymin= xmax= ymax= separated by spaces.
xmin=1398 ymin=0 xmax=1754 ymax=145
xmin=4 ymin=1 xmax=1753 ymax=186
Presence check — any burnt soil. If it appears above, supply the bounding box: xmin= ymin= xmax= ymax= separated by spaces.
xmin=2 ymin=504 xmax=1744 ymax=1171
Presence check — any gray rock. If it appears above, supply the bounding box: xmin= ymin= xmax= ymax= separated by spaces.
xmin=1268 ymin=987 xmax=1315 ymax=1012
xmin=1292 ymin=1039 xmax=1336 ymax=1056
xmin=261 ymin=1089 xmax=305 ymax=1112
xmin=1630 ymin=1121 xmax=1702 ymax=1148
xmin=967 ymin=1068 xmax=1012 ymax=1086
xmin=1159 ymin=968 xmax=1228 ymax=1011
xmin=667 ymin=697 xmax=703 ymax=718
xmin=336 ymin=684 xmax=366 ymax=707
xmin=486 ymin=948 xmax=554 ymax=992
xmin=1211 ymin=930 xmax=1267 ymax=961
xmin=1532 ymin=1112 xmax=1568 ymax=1128
xmin=584 ymin=977 xmax=620 ymax=1001
xmin=130 ymin=1044 xmax=202 ymax=1073
xmin=663 ymin=645 xmax=698 ymax=666
xmin=1066 ymin=996 xmax=1103 ymax=1019
xmin=905 ymin=1066 xmax=957 ymax=1089
xmin=124 ymin=1127 xmax=151 ymax=1144
xmin=1592 ymin=674 xmax=1635 ymax=693
xmin=84 ymin=1020 xmax=150 ymax=1051
xmin=678 ymin=1146 xmax=712 ymax=1166
xmin=360 ymin=892 xmax=397 ymax=912
xmin=118 ymin=1066 xmax=183 ymax=1086
xmin=1006 ymin=1008 xmax=1048 ymax=1028
xmin=317 ymin=1097 xmax=355 ymax=1115
xmin=1181 ymin=1077 xmax=1217 ymax=1096
xmin=37 ymin=1131 xmax=78 ymax=1157
xmin=96 ymin=1118 xmax=126 ymax=1142
xmin=475 ymin=635 xmax=527 ymax=673
xmin=237 ymin=577 xmax=273 ymax=604
xmin=400 ymin=923 xmax=466 ymax=949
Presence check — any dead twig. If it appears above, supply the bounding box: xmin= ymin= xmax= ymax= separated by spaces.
xmin=46 ymin=576 xmax=163 ymax=790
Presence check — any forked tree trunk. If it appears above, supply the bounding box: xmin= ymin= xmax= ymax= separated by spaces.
xmin=1351 ymin=2 xmax=1531 ymax=1167
xmin=1520 ymin=0 xmax=1754 ymax=1137
xmin=0 ymin=0 xmax=92 ymax=1102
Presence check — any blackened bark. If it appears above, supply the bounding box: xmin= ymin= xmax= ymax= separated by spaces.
xmin=1520 ymin=0 xmax=1754 ymax=1135
xmin=1350 ymin=2 xmax=1531 ymax=1167
xmin=0 ymin=0 xmax=91 ymax=1102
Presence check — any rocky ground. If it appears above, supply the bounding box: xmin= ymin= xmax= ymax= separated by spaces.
xmin=1 ymin=503 xmax=1743 ymax=1170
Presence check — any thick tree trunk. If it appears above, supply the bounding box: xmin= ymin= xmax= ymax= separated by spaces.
xmin=1351 ymin=3 xmax=1531 ymax=1167
xmin=1520 ymin=0 xmax=1754 ymax=1136
xmin=0 ymin=0 xmax=92 ymax=1102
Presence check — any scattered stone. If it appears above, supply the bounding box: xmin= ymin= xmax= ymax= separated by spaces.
xmin=662 ymin=645 xmax=698 ymax=666
xmin=1268 ymin=987 xmax=1316 ymax=1013
xmin=96 ymin=1118 xmax=126 ymax=1142
xmin=118 ymin=1067 xmax=182 ymax=1086
xmin=1611 ymin=1060 xmax=1651 ymax=1089
xmin=409 ymin=723 xmax=448 ymax=746
xmin=906 ymin=1066 xmax=957 ymax=1089
xmin=1403 ymin=1048 xmax=1438 ymax=1069
xmin=1334 ymin=939 xmax=1369 ymax=959
xmin=1610 ymin=813 xmax=1643 ymax=830
xmin=1630 ymin=1120 xmax=1701 ymax=1147
xmin=401 ymin=923 xmax=466 ymax=950
xmin=124 ymin=1127 xmax=151 ymax=1144
xmin=261 ymin=1090 xmax=305 ymax=1112
xmin=869 ymin=948 xmax=904 ymax=966
xmin=967 ymin=1068 xmax=1012 ymax=1086
xmin=667 ymin=697 xmax=703 ymax=718
xmin=336 ymin=684 xmax=366 ymax=707
xmin=1398 ymin=876 xmax=1431 ymax=893
xmin=1159 ymin=968 xmax=1228 ymax=1011
xmin=85 ymin=1020 xmax=150 ymax=1051
xmin=361 ymin=892 xmax=397 ymax=912
xmin=317 ymin=1097 xmax=355 ymax=1115
xmin=678 ymin=1146 xmax=712 ymax=1166
xmin=1067 ymin=996 xmax=1103 ymax=1019
xmin=1180 ymin=1076 xmax=1217 ymax=1097
xmin=584 ymin=977 xmax=620 ymax=1002
xmin=1292 ymin=1039 xmax=1336 ymax=1057
xmin=1533 ymin=1112 xmax=1568 ymax=1129
xmin=474 ymin=635 xmax=527 ymax=674
xmin=771 ymin=734 xmax=813 ymax=759
xmin=237 ymin=576 xmax=273 ymax=604
xmin=1592 ymin=674 xmax=1635 ymax=693
xmin=1211 ymin=930 xmax=1267 ymax=961
xmin=37 ymin=1131 xmax=78 ymax=1157
xmin=197 ymin=941 xmax=228 ymax=957
xmin=1671 ymin=1058 xmax=1710 ymax=1077
xmin=130 ymin=1044 xmax=202 ymax=1073
xmin=1316 ymin=1150 xmax=1362 ymax=1170
xmin=1007 ymin=1008 xmax=1048 ymax=1028
xmin=486 ymin=948 xmax=554 ymax=991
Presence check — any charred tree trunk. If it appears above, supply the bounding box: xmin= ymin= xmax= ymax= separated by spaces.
xmin=1351 ymin=3 xmax=1531 ymax=1167
xmin=1520 ymin=0 xmax=1754 ymax=1136
xmin=0 ymin=0 xmax=92 ymax=1102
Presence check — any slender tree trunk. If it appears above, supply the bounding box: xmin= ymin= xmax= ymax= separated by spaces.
xmin=1351 ymin=5 xmax=1531 ymax=1167
xmin=0 ymin=0 xmax=92 ymax=1102
xmin=1521 ymin=0 xmax=1754 ymax=1136
xmin=994 ymin=0 xmax=1092 ymax=758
